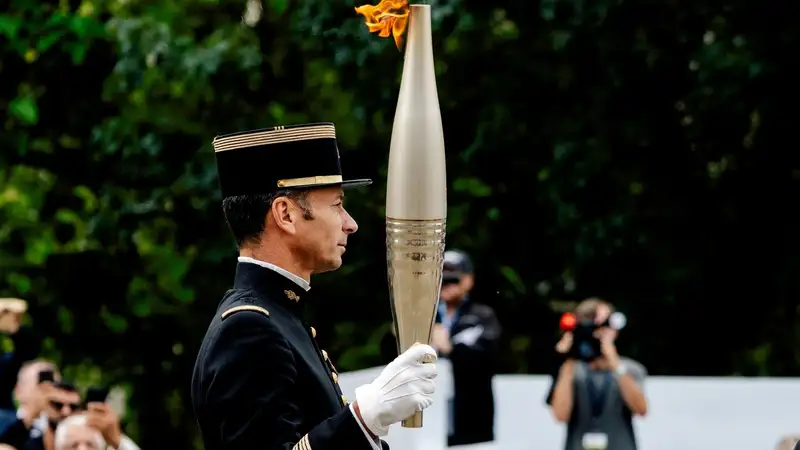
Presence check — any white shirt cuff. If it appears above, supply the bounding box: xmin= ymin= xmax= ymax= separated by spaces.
xmin=349 ymin=403 xmax=382 ymax=450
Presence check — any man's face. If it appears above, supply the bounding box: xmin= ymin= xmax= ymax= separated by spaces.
xmin=58 ymin=424 xmax=104 ymax=450
xmin=440 ymin=279 xmax=463 ymax=304
xmin=440 ymin=272 xmax=473 ymax=305
xmin=291 ymin=187 xmax=358 ymax=274
xmin=46 ymin=388 xmax=82 ymax=422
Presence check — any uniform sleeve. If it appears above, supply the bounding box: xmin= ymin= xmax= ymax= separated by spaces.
xmin=348 ymin=404 xmax=384 ymax=450
xmin=204 ymin=311 xmax=377 ymax=450
xmin=448 ymin=306 xmax=501 ymax=364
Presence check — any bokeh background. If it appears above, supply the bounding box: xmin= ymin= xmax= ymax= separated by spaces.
xmin=2 ymin=0 xmax=799 ymax=447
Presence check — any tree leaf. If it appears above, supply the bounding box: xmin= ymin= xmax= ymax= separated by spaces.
xmin=0 ymin=15 xmax=22 ymax=39
xmin=9 ymin=95 xmax=39 ymax=125
xmin=268 ymin=0 xmax=288 ymax=14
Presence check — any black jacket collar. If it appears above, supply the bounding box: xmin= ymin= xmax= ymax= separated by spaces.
xmin=232 ymin=262 xmax=308 ymax=314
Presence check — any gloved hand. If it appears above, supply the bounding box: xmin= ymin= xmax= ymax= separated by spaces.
xmin=354 ymin=344 xmax=438 ymax=437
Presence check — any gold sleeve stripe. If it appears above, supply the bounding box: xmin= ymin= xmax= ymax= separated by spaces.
xmin=213 ymin=125 xmax=336 ymax=152
xmin=292 ymin=434 xmax=311 ymax=450
xmin=277 ymin=175 xmax=342 ymax=188
xmin=220 ymin=305 xmax=270 ymax=320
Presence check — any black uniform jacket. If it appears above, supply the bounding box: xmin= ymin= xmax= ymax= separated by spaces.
xmin=191 ymin=261 xmax=388 ymax=450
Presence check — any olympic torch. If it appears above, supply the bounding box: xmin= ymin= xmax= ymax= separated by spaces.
xmin=356 ymin=0 xmax=447 ymax=429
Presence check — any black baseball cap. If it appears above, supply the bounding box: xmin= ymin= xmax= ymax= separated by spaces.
xmin=443 ymin=249 xmax=473 ymax=277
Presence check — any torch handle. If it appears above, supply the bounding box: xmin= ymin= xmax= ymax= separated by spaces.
xmin=401 ymin=351 xmax=437 ymax=428
xmin=385 ymin=218 xmax=446 ymax=429
xmin=402 ymin=411 xmax=424 ymax=428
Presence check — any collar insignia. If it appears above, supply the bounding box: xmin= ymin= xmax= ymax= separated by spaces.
xmin=284 ymin=290 xmax=300 ymax=302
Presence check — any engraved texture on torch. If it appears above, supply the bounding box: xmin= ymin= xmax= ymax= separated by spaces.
xmin=386 ymin=218 xmax=447 ymax=355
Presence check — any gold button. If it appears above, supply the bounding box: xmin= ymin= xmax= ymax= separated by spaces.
xmin=332 ymin=372 xmax=339 ymax=383
xmin=311 ymin=327 xmax=316 ymax=338
xmin=322 ymin=350 xmax=328 ymax=360
xmin=341 ymin=395 xmax=348 ymax=404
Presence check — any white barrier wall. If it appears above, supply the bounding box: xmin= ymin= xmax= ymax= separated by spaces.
xmin=338 ymin=360 xmax=800 ymax=450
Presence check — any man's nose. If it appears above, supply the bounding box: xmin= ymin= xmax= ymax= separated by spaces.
xmin=342 ymin=209 xmax=358 ymax=234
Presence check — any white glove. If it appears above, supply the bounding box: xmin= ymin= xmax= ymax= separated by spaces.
xmin=354 ymin=344 xmax=438 ymax=437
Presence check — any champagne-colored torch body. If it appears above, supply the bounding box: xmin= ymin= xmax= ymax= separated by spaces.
xmin=385 ymin=4 xmax=447 ymax=429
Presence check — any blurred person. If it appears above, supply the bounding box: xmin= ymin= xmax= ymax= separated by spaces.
xmin=0 ymin=299 xmax=44 ymax=423
xmin=40 ymin=381 xmax=80 ymax=433
xmin=2 ymin=380 xmax=139 ymax=450
xmin=776 ymin=435 xmax=800 ymax=450
xmin=546 ymin=298 xmax=648 ymax=450
xmin=1 ymin=380 xmax=81 ymax=449
xmin=84 ymin=402 xmax=138 ymax=450
xmin=191 ymin=124 xmax=438 ymax=450
xmin=431 ymin=249 xmax=501 ymax=447
xmin=7 ymin=361 xmax=60 ymax=444
xmin=53 ymin=415 xmax=105 ymax=450
xmin=14 ymin=361 xmax=60 ymax=412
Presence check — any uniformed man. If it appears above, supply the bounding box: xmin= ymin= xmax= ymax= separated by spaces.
xmin=191 ymin=122 xmax=438 ymax=450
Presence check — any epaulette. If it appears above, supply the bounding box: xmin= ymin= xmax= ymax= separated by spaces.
xmin=221 ymin=305 xmax=270 ymax=320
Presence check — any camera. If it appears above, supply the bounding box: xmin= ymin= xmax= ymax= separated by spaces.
xmin=38 ymin=370 xmax=55 ymax=384
xmin=559 ymin=311 xmax=626 ymax=362
xmin=85 ymin=386 xmax=110 ymax=404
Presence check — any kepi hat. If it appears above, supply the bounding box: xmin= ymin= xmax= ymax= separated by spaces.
xmin=213 ymin=122 xmax=372 ymax=198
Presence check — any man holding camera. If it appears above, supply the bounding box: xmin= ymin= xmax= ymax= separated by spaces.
xmin=2 ymin=364 xmax=139 ymax=450
xmin=546 ymin=298 xmax=647 ymax=450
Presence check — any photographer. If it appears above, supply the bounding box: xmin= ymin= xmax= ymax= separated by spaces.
xmin=545 ymin=298 xmax=647 ymax=450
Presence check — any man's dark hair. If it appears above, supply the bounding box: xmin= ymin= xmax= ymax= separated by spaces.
xmin=222 ymin=189 xmax=313 ymax=247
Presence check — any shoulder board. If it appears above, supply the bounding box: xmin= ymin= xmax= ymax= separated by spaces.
xmin=221 ymin=305 xmax=270 ymax=320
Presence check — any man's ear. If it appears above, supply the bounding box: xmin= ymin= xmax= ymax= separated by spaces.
xmin=270 ymin=196 xmax=298 ymax=235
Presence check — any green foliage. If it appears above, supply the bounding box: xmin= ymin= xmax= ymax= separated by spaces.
xmin=2 ymin=0 xmax=799 ymax=447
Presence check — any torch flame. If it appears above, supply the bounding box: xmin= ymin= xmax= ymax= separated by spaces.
xmin=354 ymin=0 xmax=409 ymax=50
